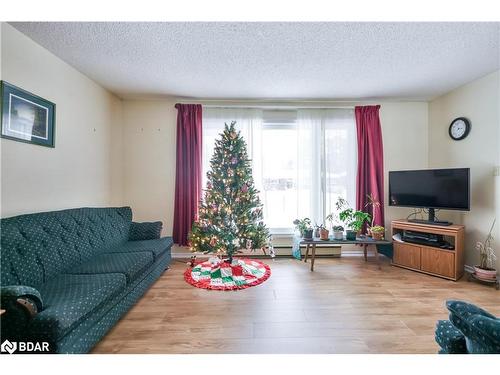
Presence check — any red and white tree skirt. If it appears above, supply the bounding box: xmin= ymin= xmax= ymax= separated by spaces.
xmin=184 ymin=258 xmax=271 ymax=290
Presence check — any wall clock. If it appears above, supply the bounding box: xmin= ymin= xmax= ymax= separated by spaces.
xmin=449 ymin=117 xmax=471 ymax=141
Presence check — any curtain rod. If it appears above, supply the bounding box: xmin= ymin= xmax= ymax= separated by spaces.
xmin=178 ymin=103 xmax=356 ymax=110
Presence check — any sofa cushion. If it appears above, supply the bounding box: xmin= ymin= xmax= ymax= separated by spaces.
xmin=129 ymin=221 xmax=163 ymax=241
xmin=30 ymin=273 xmax=126 ymax=341
xmin=0 ymin=207 xmax=132 ymax=287
xmin=69 ymin=252 xmax=154 ymax=283
xmin=435 ymin=320 xmax=467 ymax=354
xmin=106 ymin=237 xmax=173 ymax=260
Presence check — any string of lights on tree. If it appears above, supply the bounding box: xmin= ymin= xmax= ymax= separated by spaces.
xmin=188 ymin=121 xmax=270 ymax=262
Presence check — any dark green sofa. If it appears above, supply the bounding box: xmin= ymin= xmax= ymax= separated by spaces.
xmin=0 ymin=207 xmax=172 ymax=353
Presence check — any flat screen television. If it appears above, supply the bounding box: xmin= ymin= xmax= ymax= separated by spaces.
xmin=389 ymin=168 xmax=470 ymax=225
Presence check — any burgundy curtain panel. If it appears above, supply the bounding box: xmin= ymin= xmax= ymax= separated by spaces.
xmin=355 ymin=105 xmax=385 ymax=227
xmin=173 ymin=104 xmax=203 ymax=246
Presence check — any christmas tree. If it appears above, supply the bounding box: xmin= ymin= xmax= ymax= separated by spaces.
xmin=189 ymin=121 xmax=269 ymax=262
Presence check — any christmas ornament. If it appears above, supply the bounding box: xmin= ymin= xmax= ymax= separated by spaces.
xmin=241 ymin=184 xmax=248 ymax=193
xmin=187 ymin=255 xmax=197 ymax=268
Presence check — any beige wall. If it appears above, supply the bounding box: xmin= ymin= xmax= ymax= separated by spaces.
xmin=122 ymin=99 xmax=177 ymax=235
xmin=121 ymin=100 xmax=428 ymax=238
xmin=0 ymin=23 xmax=124 ymax=217
xmin=428 ymin=71 xmax=500 ymax=270
xmin=380 ymin=102 xmax=429 ymax=228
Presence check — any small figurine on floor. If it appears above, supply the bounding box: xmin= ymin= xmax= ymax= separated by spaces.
xmin=267 ymin=235 xmax=276 ymax=258
xmin=187 ymin=255 xmax=197 ymax=268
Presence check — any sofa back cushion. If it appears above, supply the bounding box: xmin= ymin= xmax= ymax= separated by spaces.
xmin=1 ymin=207 xmax=132 ymax=287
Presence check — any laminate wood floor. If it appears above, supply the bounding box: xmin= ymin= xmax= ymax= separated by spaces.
xmin=92 ymin=255 xmax=500 ymax=354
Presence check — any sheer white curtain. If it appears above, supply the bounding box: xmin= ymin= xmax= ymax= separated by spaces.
xmin=296 ymin=108 xmax=356 ymax=226
xmin=323 ymin=109 xmax=357 ymax=215
xmin=296 ymin=110 xmax=323 ymax=225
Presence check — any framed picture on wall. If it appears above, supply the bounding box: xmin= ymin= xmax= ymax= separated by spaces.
xmin=1 ymin=81 xmax=56 ymax=147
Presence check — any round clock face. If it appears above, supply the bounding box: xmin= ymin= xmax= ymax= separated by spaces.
xmin=449 ymin=117 xmax=470 ymax=140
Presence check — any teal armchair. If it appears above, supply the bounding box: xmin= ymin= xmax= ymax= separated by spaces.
xmin=435 ymin=300 xmax=500 ymax=354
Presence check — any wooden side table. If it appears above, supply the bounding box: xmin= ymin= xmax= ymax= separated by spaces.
xmin=301 ymin=237 xmax=391 ymax=271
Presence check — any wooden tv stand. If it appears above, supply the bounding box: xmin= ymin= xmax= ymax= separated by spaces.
xmin=391 ymin=220 xmax=465 ymax=281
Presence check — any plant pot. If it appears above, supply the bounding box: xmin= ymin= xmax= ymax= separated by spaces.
xmin=319 ymin=228 xmax=329 ymax=240
xmin=372 ymin=231 xmax=384 ymax=240
xmin=333 ymin=231 xmax=344 ymax=240
xmin=345 ymin=230 xmax=357 ymax=241
xmin=314 ymin=228 xmax=320 ymax=238
xmin=303 ymin=229 xmax=313 ymax=240
xmin=474 ymin=266 xmax=497 ymax=280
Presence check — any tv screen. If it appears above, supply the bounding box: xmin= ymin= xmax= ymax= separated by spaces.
xmin=389 ymin=168 xmax=470 ymax=211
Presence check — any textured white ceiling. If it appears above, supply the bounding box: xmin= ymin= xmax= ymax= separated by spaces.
xmin=10 ymin=22 xmax=500 ymax=100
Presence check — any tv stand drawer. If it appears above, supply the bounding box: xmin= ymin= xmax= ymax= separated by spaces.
xmin=421 ymin=247 xmax=455 ymax=278
xmin=393 ymin=243 xmax=421 ymax=269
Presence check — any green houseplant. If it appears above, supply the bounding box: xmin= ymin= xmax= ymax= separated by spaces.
xmin=326 ymin=212 xmax=343 ymax=240
xmin=332 ymin=225 xmax=344 ymax=240
xmin=336 ymin=198 xmax=371 ymax=241
xmin=293 ymin=218 xmax=313 ymax=240
xmin=319 ymin=224 xmax=329 ymax=240
xmin=370 ymin=225 xmax=385 ymax=240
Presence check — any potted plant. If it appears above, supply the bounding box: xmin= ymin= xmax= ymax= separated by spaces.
xmin=474 ymin=219 xmax=497 ymax=280
xmin=332 ymin=225 xmax=344 ymax=240
xmin=336 ymin=198 xmax=371 ymax=241
xmin=370 ymin=225 xmax=385 ymax=240
xmin=365 ymin=193 xmax=381 ymax=236
xmin=293 ymin=218 xmax=313 ymax=240
xmin=326 ymin=212 xmax=342 ymax=238
xmin=313 ymin=224 xmax=321 ymax=238
xmin=319 ymin=224 xmax=329 ymax=240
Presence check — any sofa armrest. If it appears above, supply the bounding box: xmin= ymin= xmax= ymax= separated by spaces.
xmin=129 ymin=221 xmax=163 ymax=241
xmin=1 ymin=285 xmax=43 ymax=312
xmin=446 ymin=300 xmax=496 ymax=321
xmin=1 ymin=285 xmax=43 ymax=339
xmin=447 ymin=300 xmax=500 ymax=353
xmin=467 ymin=315 xmax=500 ymax=351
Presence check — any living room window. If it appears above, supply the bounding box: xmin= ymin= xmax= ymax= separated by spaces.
xmin=202 ymin=107 xmax=356 ymax=234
